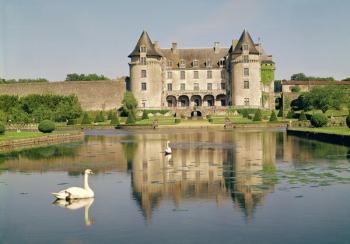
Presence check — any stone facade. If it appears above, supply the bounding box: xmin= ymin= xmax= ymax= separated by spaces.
xmin=129 ymin=30 xmax=275 ymax=113
xmin=0 ymin=79 xmax=126 ymax=111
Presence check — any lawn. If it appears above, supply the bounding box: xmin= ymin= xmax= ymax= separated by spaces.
xmin=0 ymin=131 xmax=54 ymax=142
xmin=135 ymin=117 xmax=177 ymax=125
xmin=288 ymin=127 xmax=350 ymax=136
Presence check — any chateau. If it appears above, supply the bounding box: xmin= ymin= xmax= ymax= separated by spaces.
xmin=128 ymin=30 xmax=275 ymax=114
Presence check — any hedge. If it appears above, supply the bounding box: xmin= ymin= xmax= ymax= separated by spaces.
xmin=310 ymin=114 xmax=328 ymax=128
xmin=0 ymin=122 xmax=5 ymax=134
xmin=38 ymin=120 xmax=55 ymax=133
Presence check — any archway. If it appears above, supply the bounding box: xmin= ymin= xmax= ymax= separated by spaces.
xmin=190 ymin=95 xmax=202 ymax=107
xmin=166 ymin=95 xmax=177 ymax=107
xmin=178 ymin=95 xmax=189 ymax=107
xmin=216 ymin=94 xmax=227 ymax=107
xmin=191 ymin=110 xmax=202 ymax=117
xmin=203 ymin=95 xmax=215 ymax=107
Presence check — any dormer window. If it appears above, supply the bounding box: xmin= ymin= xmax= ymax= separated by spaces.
xmin=219 ymin=59 xmax=225 ymax=67
xmin=179 ymin=59 xmax=186 ymax=68
xmin=140 ymin=57 xmax=147 ymax=65
xmin=193 ymin=59 xmax=199 ymax=68
xmin=140 ymin=45 xmax=147 ymax=53
xmin=206 ymin=59 xmax=212 ymax=68
xmin=242 ymin=44 xmax=249 ymax=51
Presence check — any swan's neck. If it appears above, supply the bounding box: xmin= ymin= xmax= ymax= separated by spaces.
xmin=84 ymin=173 xmax=91 ymax=190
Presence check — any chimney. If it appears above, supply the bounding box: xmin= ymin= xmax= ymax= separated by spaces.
xmin=171 ymin=42 xmax=177 ymax=53
xmin=153 ymin=41 xmax=160 ymax=50
xmin=213 ymin=42 xmax=220 ymax=53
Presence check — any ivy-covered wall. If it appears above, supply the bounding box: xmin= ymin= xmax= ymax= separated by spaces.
xmin=261 ymin=62 xmax=275 ymax=85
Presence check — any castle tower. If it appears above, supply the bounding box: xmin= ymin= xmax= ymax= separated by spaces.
xmin=229 ymin=30 xmax=262 ymax=107
xmin=128 ymin=31 xmax=163 ymax=109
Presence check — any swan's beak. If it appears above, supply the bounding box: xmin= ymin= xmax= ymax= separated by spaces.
xmin=90 ymin=171 xmax=94 ymax=175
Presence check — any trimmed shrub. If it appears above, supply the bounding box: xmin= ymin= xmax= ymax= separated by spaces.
xmin=175 ymin=118 xmax=181 ymax=124
xmin=286 ymin=110 xmax=295 ymax=119
xmin=38 ymin=120 xmax=55 ymax=133
xmin=81 ymin=112 xmax=91 ymax=125
xmin=107 ymin=110 xmax=114 ymax=120
xmin=277 ymin=109 xmax=283 ymax=117
xmin=299 ymin=111 xmax=307 ymax=121
xmin=126 ymin=110 xmax=136 ymax=125
xmin=346 ymin=115 xmax=350 ymax=128
xmin=0 ymin=122 xmax=5 ymax=135
xmin=141 ymin=110 xmax=148 ymax=120
xmin=269 ymin=111 xmax=277 ymax=122
xmin=241 ymin=110 xmax=249 ymax=118
xmin=310 ymin=114 xmax=328 ymax=127
xmin=110 ymin=113 xmax=120 ymax=126
xmin=94 ymin=111 xmax=105 ymax=123
xmin=253 ymin=110 xmax=262 ymax=121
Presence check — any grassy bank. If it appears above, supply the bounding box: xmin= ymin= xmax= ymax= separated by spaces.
xmin=288 ymin=127 xmax=350 ymax=136
xmin=0 ymin=131 xmax=79 ymax=142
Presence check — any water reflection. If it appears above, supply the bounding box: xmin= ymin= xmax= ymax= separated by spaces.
xmin=53 ymin=198 xmax=94 ymax=226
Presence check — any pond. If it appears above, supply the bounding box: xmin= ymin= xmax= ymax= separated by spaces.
xmin=1 ymin=128 xmax=350 ymax=244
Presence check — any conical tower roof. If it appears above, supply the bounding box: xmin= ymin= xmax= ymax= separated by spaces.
xmin=128 ymin=31 xmax=163 ymax=58
xmin=230 ymin=30 xmax=259 ymax=55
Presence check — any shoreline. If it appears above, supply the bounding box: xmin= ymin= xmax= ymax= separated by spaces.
xmin=0 ymin=132 xmax=84 ymax=153
xmin=287 ymin=127 xmax=350 ymax=146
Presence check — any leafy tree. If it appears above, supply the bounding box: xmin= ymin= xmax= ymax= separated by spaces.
xmin=291 ymin=73 xmax=307 ymax=81
xmin=65 ymin=73 xmax=109 ymax=81
xmin=253 ymin=110 xmax=262 ymax=121
xmin=298 ymin=111 xmax=307 ymax=121
xmin=7 ymin=107 xmax=30 ymax=124
xmin=0 ymin=95 xmax=19 ymax=112
xmin=122 ymin=91 xmax=138 ymax=110
xmin=0 ymin=110 xmax=7 ymax=123
xmin=269 ymin=110 xmax=277 ymax=121
xmin=32 ymin=106 xmax=53 ymax=122
xmin=81 ymin=112 xmax=91 ymax=125
xmin=291 ymin=73 xmax=334 ymax=81
xmin=290 ymin=85 xmax=301 ymax=92
xmin=126 ymin=109 xmax=136 ymax=124
xmin=342 ymin=77 xmax=350 ymax=81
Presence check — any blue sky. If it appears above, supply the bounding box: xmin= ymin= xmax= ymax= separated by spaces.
xmin=0 ymin=0 xmax=349 ymax=81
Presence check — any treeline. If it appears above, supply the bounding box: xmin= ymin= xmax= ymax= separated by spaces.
xmin=291 ymin=73 xmax=335 ymax=81
xmin=0 ymin=94 xmax=82 ymax=123
xmin=65 ymin=73 xmax=110 ymax=81
xmin=0 ymin=78 xmax=48 ymax=84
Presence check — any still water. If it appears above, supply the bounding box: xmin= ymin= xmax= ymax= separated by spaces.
xmin=1 ymin=128 xmax=350 ymax=244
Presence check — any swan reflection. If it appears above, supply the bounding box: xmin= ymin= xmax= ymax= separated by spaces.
xmin=53 ymin=198 xmax=94 ymax=226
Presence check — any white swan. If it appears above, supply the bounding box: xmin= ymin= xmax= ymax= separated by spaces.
xmin=53 ymin=198 xmax=94 ymax=226
xmin=52 ymin=169 xmax=94 ymax=200
xmin=165 ymin=140 xmax=172 ymax=154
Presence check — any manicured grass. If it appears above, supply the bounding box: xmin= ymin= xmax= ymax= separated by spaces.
xmin=136 ymin=117 xmax=177 ymax=125
xmin=288 ymin=127 xmax=350 ymax=136
xmin=209 ymin=116 xmax=256 ymax=124
xmin=0 ymin=131 xmax=56 ymax=141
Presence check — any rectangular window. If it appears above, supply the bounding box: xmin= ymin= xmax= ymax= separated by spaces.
xmin=140 ymin=57 xmax=147 ymax=65
xmin=167 ymin=71 xmax=172 ymax=79
xmin=243 ymin=55 xmax=249 ymax=63
xmin=142 ymin=101 xmax=146 ymax=108
xmin=180 ymin=71 xmax=186 ymax=80
xmin=141 ymin=70 xmax=147 ymax=78
xmin=244 ymin=68 xmax=249 ymax=76
xmin=180 ymin=83 xmax=186 ymax=91
xmin=244 ymin=98 xmax=249 ymax=106
xmin=167 ymin=83 xmax=172 ymax=91
xmin=180 ymin=59 xmax=186 ymax=68
xmin=244 ymin=80 xmax=249 ymax=89
xmin=206 ymin=59 xmax=212 ymax=68
xmin=207 ymin=83 xmax=212 ymax=90
xmin=193 ymin=60 xmax=199 ymax=67
xmin=193 ymin=71 xmax=199 ymax=79
xmin=194 ymin=83 xmax=199 ymax=91
xmin=221 ymin=83 xmax=226 ymax=90
xmin=141 ymin=82 xmax=147 ymax=91
xmin=207 ymin=70 xmax=212 ymax=79
xmin=167 ymin=60 xmax=172 ymax=67
xmin=140 ymin=46 xmax=147 ymax=53
xmin=242 ymin=44 xmax=249 ymax=51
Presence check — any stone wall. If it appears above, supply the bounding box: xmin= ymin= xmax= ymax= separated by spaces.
xmin=0 ymin=79 xmax=126 ymax=111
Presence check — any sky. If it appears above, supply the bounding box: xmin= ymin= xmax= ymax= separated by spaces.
xmin=0 ymin=0 xmax=349 ymax=81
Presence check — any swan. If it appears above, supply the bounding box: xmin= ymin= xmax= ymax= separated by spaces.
xmin=53 ymin=198 xmax=94 ymax=226
xmin=52 ymin=169 xmax=94 ymax=200
xmin=164 ymin=140 xmax=172 ymax=155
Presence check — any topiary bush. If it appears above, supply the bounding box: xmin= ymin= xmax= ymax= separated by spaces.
xmin=38 ymin=120 xmax=55 ymax=133
xmin=269 ymin=110 xmax=277 ymax=122
xmin=175 ymin=118 xmax=181 ymax=124
xmin=310 ymin=114 xmax=328 ymax=128
xmin=253 ymin=110 xmax=262 ymax=121
xmin=277 ymin=109 xmax=283 ymax=117
xmin=110 ymin=113 xmax=120 ymax=126
xmin=286 ymin=110 xmax=295 ymax=119
xmin=241 ymin=110 xmax=249 ymax=118
xmin=81 ymin=112 xmax=91 ymax=125
xmin=299 ymin=111 xmax=307 ymax=121
xmin=0 ymin=122 xmax=5 ymax=135
xmin=141 ymin=110 xmax=148 ymax=120
xmin=94 ymin=111 xmax=105 ymax=123
xmin=346 ymin=115 xmax=350 ymax=128
xmin=126 ymin=110 xmax=136 ymax=125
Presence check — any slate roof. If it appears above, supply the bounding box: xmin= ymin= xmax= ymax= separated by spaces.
xmin=160 ymin=48 xmax=229 ymax=69
xmin=230 ymin=30 xmax=259 ymax=55
xmin=128 ymin=31 xmax=163 ymax=58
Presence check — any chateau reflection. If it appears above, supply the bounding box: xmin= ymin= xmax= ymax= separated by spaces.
xmin=129 ymin=130 xmax=277 ymax=221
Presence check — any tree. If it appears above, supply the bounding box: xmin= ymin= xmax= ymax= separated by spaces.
xmin=122 ymin=91 xmax=138 ymax=110
xmin=310 ymin=114 xmax=328 ymax=127
xmin=107 ymin=110 xmax=114 ymax=120
xmin=269 ymin=110 xmax=277 ymax=121
xmin=94 ymin=111 xmax=105 ymax=123
xmin=141 ymin=110 xmax=148 ymax=120
xmin=299 ymin=111 xmax=307 ymax=121
xmin=290 ymin=85 xmax=301 ymax=92
xmin=286 ymin=110 xmax=295 ymax=119
xmin=277 ymin=109 xmax=283 ymax=117
xmin=342 ymin=77 xmax=350 ymax=81
xmin=65 ymin=73 xmax=109 ymax=81
xmin=110 ymin=113 xmax=120 ymax=126
xmin=126 ymin=109 xmax=136 ymax=124
xmin=32 ymin=106 xmax=53 ymax=122
xmin=81 ymin=112 xmax=91 ymax=125
xmin=253 ymin=110 xmax=262 ymax=121
xmin=291 ymin=73 xmax=334 ymax=81
xmin=291 ymin=73 xmax=307 ymax=81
